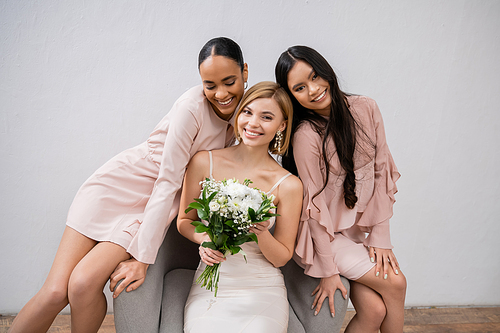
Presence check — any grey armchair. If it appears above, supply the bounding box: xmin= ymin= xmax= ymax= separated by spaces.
xmin=113 ymin=221 xmax=349 ymax=332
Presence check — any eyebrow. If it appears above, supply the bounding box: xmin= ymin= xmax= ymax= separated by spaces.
xmin=203 ymin=75 xmax=237 ymax=84
xmin=244 ymin=106 xmax=276 ymax=116
xmin=291 ymin=69 xmax=315 ymax=90
xmin=261 ymin=111 xmax=276 ymax=116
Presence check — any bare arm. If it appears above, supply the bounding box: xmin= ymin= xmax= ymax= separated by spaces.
xmin=251 ymin=175 xmax=303 ymax=267
xmin=177 ymin=151 xmax=209 ymax=245
xmin=177 ymin=152 xmax=226 ymax=266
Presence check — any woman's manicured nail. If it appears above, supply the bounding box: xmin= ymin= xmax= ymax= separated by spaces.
xmin=395 ymin=269 xmax=399 ymax=275
xmin=384 ymin=273 xmax=388 ymax=280
xmin=370 ymin=257 xmax=375 ymax=263
xmin=376 ymin=271 xmax=380 ymax=277
xmin=311 ymin=304 xmax=314 ymax=309
xmin=314 ymin=310 xmax=318 ymax=316
xmin=331 ymin=312 xmax=335 ymax=317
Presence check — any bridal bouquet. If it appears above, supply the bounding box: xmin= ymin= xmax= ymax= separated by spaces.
xmin=185 ymin=178 xmax=278 ymax=296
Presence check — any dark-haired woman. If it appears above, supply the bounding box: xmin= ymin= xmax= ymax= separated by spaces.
xmin=8 ymin=37 xmax=248 ymax=333
xmin=276 ymin=46 xmax=406 ymax=333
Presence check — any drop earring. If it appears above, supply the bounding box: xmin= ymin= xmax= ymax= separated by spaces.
xmin=274 ymin=130 xmax=283 ymax=154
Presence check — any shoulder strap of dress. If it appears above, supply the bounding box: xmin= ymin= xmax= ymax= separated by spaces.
xmin=266 ymin=173 xmax=292 ymax=195
xmin=208 ymin=151 xmax=214 ymax=179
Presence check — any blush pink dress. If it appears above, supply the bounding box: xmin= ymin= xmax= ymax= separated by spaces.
xmin=66 ymin=86 xmax=234 ymax=264
xmin=292 ymin=95 xmax=400 ymax=280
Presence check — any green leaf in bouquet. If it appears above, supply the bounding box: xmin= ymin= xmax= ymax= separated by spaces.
xmin=201 ymin=241 xmax=217 ymax=250
xmin=224 ymin=219 xmax=235 ymax=227
xmin=232 ymin=236 xmax=249 ymax=246
xmin=194 ymin=198 xmax=208 ymax=208
xmin=256 ymin=203 xmax=271 ymax=215
xmin=214 ymin=216 xmax=224 ymax=234
xmin=229 ymin=245 xmax=241 ymax=255
xmin=194 ymin=224 xmax=209 ymax=233
xmin=215 ymin=233 xmax=228 ymax=248
xmin=191 ymin=220 xmax=204 ymax=227
xmin=197 ymin=208 xmax=209 ymax=221
xmin=224 ymin=220 xmax=238 ymax=233
xmin=248 ymin=207 xmax=256 ymax=221
xmin=206 ymin=229 xmax=214 ymax=240
xmin=185 ymin=201 xmax=204 ymax=213
xmin=249 ymin=233 xmax=258 ymax=244
xmin=223 ymin=227 xmax=235 ymax=236
xmin=207 ymin=191 xmax=218 ymax=203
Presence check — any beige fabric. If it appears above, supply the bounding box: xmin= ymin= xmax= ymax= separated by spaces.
xmin=67 ymin=85 xmax=234 ymax=264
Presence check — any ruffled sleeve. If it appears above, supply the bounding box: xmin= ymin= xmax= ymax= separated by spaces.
xmin=293 ymin=124 xmax=355 ymax=278
xmin=126 ymin=92 xmax=202 ymax=264
xmin=356 ymin=97 xmax=400 ymax=249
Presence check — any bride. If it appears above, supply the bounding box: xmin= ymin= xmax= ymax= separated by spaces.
xmin=177 ymin=81 xmax=303 ymax=333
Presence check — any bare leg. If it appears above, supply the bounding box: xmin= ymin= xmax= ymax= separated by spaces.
xmin=345 ymin=281 xmax=386 ymax=333
xmin=68 ymin=241 xmax=130 ymax=333
xmin=354 ymin=267 xmax=407 ymax=333
xmin=8 ymin=227 xmax=97 ymax=333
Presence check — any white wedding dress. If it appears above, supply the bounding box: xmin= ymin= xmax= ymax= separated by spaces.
xmin=183 ymin=152 xmax=291 ymax=333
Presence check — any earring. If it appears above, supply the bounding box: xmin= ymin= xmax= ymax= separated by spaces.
xmin=236 ymin=131 xmax=242 ymax=142
xmin=244 ymin=81 xmax=248 ymax=89
xmin=274 ymin=130 xmax=284 ymax=153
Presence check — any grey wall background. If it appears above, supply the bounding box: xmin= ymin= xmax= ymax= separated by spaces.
xmin=1 ymin=0 xmax=499 ymax=314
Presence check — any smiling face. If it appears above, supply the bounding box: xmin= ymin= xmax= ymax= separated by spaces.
xmin=236 ymin=97 xmax=286 ymax=150
xmin=286 ymin=60 xmax=331 ymax=116
xmin=199 ymin=55 xmax=248 ymax=120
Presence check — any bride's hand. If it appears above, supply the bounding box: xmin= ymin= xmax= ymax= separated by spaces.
xmin=249 ymin=220 xmax=270 ymax=235
xmin=199 ymin=245 xmax=225 ymax=266
xmin=199 ymin=234 xmax=225 ymax=266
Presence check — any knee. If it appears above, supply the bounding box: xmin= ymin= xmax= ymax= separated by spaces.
xmin=370 ymin=298 xmax=387 ymax=323
xmin=355 ymin=297 xmax=386 ymax=328
xmin=380 ymin=271 xmax=407 ymax=303
xmin=68 ymin=272 xmax=98 ymax=303
xmin=392 ymin=272 xmax=407 ymax=296
xmin=40 ymin=282 xmax=69 ymax=308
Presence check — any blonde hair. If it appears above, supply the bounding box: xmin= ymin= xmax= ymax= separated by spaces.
xmin=234 ymin=81 xmax=293 ymax=155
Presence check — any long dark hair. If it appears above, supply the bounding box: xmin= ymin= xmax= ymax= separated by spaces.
xmin=275 ymin=46 xmax=358 ymax=209
xmin=198 ymin=37 xmax=245 ymax=72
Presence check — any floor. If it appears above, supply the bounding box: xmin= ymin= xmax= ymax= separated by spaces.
xmin=1 ymin=307 xmax=499 ymax=332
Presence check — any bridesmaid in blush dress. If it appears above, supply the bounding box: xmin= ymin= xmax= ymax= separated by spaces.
xmin=8 ymin=37 xmax=248 ymax=333
xmin=178 ymin=82 xmax=303 ymax=333
xmin=275 ymin=46 xmax=407 ymax=333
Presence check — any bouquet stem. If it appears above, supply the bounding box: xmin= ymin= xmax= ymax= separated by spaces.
xmin=196 ymin=262 xmax=221 ymax=297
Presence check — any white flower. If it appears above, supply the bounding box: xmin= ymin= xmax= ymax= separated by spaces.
xmin=223 ymin=182 xmax=246 ymax=198
xmin=209 ymin=202 xmax=220 ymax=212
